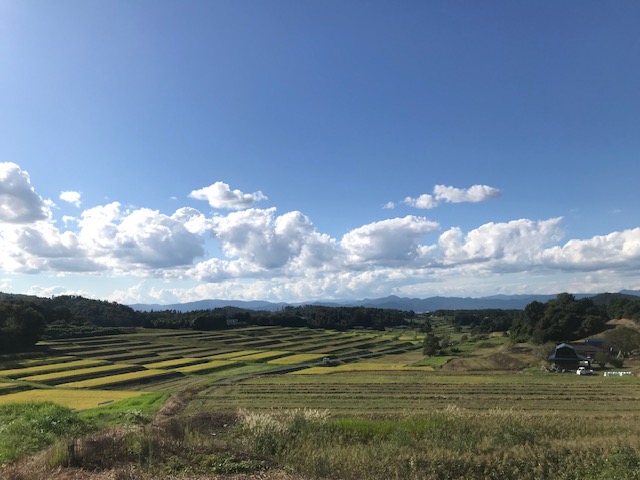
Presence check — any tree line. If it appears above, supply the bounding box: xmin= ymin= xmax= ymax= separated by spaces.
xmin=138 ymin=305 xmax=413 ymax=331
xmin=0 ymin=294 xmax=415 ymax=353
xmin=3 ymin=291 xmax=640 ymax=354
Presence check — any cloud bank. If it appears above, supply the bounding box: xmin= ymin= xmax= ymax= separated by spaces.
xmin=0 ymin=163 xmax=638 ymax=303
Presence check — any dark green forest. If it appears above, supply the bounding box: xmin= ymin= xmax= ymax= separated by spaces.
xmin=2 ymin=291 xmax=640 ymax=354
xmin=509 ymin=293 xmax=610 ymax=343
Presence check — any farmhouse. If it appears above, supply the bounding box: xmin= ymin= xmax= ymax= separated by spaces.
xmin=548 ymin=343 xmax=592 ymax=370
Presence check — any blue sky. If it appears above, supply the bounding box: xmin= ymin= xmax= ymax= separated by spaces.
xmin=1 ymin=1 xmax=639 ymax=304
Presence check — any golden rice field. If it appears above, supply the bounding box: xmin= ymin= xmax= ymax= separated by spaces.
xmin=174 ymin=359 xmax=238 ymax=373
xmin=142 ymin=357 xmax=205 ymax=369
xmin=231 ymin=350 xmax=292 ymax=361
xmin=268 ymin=353 xmax=327 ymax=365
xmin=58 ymin=369 xmax=178 ymax=389
xmin=0 ymin=388 xmax=146 ymax=411
xmin=0 ymin=326 xmax=423 ymax=413
xmin=206 ymin=350 xmax=262 ymax=359
xmin=18 ymin=355 xmax=75 ymax=366
xmin=19 ymin=364 xmax=141 ymax=384
xmin=0 ymin=359 xmax=108 ymax=379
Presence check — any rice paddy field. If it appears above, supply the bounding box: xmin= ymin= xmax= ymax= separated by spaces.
xmin=0 ymin=325 xmax=423 ymax=413
xmin=4 ymin=323 xmax=640 ymax=479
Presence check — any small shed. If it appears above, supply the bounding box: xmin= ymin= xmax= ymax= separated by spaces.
xmin=548 ymin=343 xmax=591 ymax=370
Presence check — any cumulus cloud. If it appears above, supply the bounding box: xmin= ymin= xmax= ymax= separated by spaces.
xmin=210 ymin=208 xmax=322 ymax=269
xmin=434 ymin=184 xmax=501 ymax=203
xmin=437 ymin=218 xmax=564 ymax=268
xmin=541 ymin=228 xmax=640 ymax=271
xmin=78 ymin=203 xmax=206 ymax=270
xmin=402 ymin=184 xmax=501 ymax=209
xmin=341 ymin=216 xmax=439 ymax=266
xmin=0 ymin=162 xmax=51 ymax=223
xmin=2 ymin=162 xmax=639 ymax=303
xmin=189 ymin=181 xmax=267 ymax=210
xmin=403 ymin=194 xmax=438 ymax=209
xmin=59 ymin=190 xmax=82 ymax=207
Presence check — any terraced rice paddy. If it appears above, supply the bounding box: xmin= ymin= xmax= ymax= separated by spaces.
xmin=0 ymin=359 xmax=108 ymax=378
xmin=231 ymin=350 xmax=291 ymax=361
xmin=174 ymin=360 xmax=238 ymax=374
xmin=58 ymin=369 xmax=179 ymax=389
xmin=0 ymin=388 xmax=146 ymax=410
xmin=142 ymin=357 xmax=206 ymax=369
xmin=19 ymin=364 xmax=142 ymax=385
xmin=267 ymin=353 xmax=327 ymax=365
xmin=0 ymin=326 xmax=421 ymax=411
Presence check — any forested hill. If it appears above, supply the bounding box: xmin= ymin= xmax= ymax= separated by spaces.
xmin=3 ymin=291 xmax=640 ymax=354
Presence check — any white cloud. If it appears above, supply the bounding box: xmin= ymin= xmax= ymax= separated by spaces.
xmin=541 ymin=228 xmax=640 ymax=271
xmin=59 ymin=190 xmax=82 ymax=207
xmin=403 ymin=194 xmax=438 ymax=209
xmin=341 ymin=216 xmax=439 ymax=266
xmin=434 ymin=184 xmax=501 ymax=203
xmin=402 ymin=184 xmax=500 ymax=210
xmin=1 ymin=162 xmax=639 ymax=303
xmin=76 ymin=204 xmax=206 ymax=270
xmin=210 ymin=208 xmax=319 ymax=269
xmin=189 ymin=181 xmax=267 ymax=210
xmin=0 ymin=162 xmax=51 ymax=223
xmin=437 ymin=218 xmax=564 ymax=267
xmin=383 ymin=201 xmax=395 ymax=209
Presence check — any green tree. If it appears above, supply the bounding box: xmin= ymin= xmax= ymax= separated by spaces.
xmin=423 ymin=334 xmax=441 ymax=356
xmin=605 ymin=326 xmax=640 ymax=357
xmin=0 ymin=301 xmax=45 ymax=352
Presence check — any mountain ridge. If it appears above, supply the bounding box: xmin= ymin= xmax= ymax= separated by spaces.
xmin=129 ymin=290 xmax=640 ymax=313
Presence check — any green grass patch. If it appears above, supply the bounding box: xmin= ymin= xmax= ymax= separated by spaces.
xmin=413 ymin=356 xmax=455 ymax=367
xmin=79 ymin=392 xmax=167 ymax=427
xmin=0 ymin=402 xmax=93 ymax=463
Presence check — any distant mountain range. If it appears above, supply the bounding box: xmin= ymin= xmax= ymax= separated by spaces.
xmin=129 ymin=290 xmax=640 ymax=313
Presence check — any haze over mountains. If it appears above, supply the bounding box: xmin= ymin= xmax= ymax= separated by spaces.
xmin=130 ymin=291 xmax=640 ymax=313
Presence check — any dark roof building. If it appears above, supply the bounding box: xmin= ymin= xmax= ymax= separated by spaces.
xmin=548 ymin=343 xmax=591 ymax=370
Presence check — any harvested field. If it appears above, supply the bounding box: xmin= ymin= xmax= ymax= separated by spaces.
xmin=191 ymin=372 xmax=640 ymax=415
